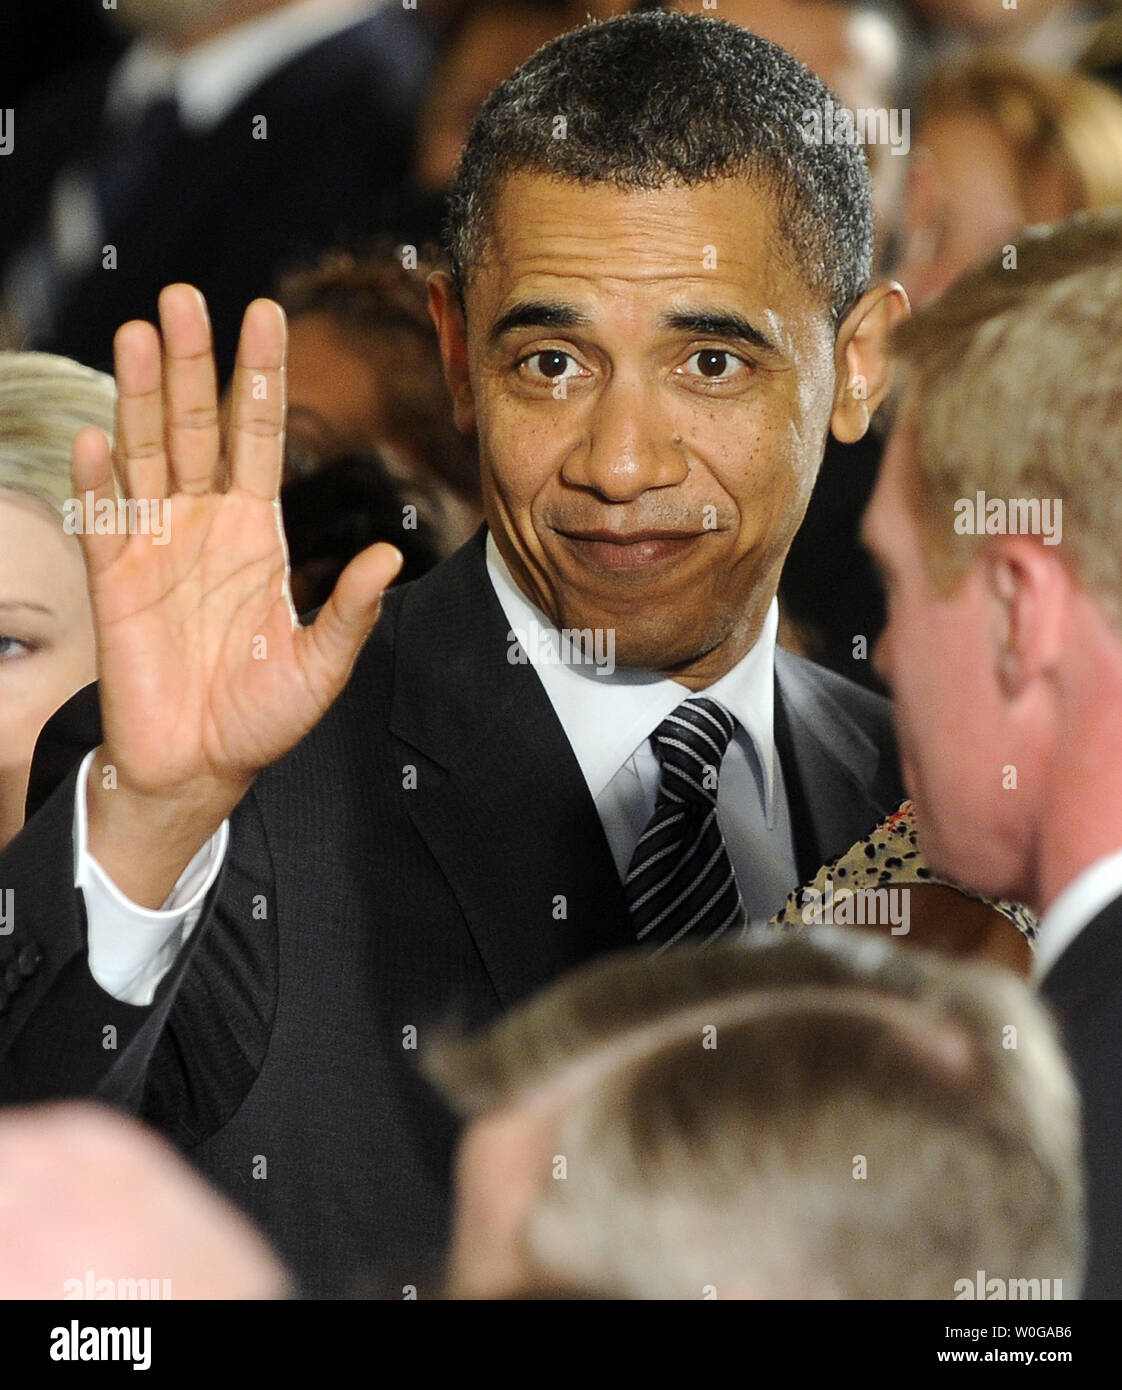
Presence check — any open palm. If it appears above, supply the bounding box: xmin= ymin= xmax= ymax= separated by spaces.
xmin=74 ymin=284 xmax=402 ymax=803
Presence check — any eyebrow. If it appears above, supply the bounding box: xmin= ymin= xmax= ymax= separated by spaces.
xmin=0 ymin=601 xmax=54 ymax=616
xmin=487 ymin=300 xmax=783 ymax=356
xmin=660 ymin=308 xmax=780 ymax=356
xmin=489 ymin=301 xmax=593 ymax=344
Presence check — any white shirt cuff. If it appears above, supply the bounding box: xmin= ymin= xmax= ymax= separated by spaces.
xmin=73 ymin=749 xmax=229 ymax=1006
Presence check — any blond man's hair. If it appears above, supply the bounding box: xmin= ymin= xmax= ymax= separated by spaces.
xmin=426 ymin=931 xmax=1083 ymax=1299
xmin=0 ymin=352 xmax=116 ymax=521
xmin=890 ymin=209 xmax=1122 ymax=618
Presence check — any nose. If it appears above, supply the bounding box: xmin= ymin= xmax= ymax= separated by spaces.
xmin=561 ymin=375 xmax=688 ymax=502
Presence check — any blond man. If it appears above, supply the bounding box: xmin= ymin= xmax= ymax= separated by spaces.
xmin=862 ymin=207 xmax=1122 ymax=1297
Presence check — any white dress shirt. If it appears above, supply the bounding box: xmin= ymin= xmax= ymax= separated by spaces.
xmin=1033 ymin=846 xmax=1122 ymax=981
xmin=74 ymin=748 xmax=227 ymax=1006
xmin=76 ymin=535 xmax=796 ymax=1003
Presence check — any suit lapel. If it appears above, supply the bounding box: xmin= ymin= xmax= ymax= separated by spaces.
xmin=389 ymin=530 xmax=632 ymax=1011
xmin=774 ymin=647 xmax=899 ymax=877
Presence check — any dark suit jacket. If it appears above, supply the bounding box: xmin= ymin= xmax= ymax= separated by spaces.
xmin=0 ymin=10 xmax=431 ymax=380
xmin=1040 ymin=895 xmax=1122 ymax=1299
xmin=0 ymin=530 xmax=902 ymax=1295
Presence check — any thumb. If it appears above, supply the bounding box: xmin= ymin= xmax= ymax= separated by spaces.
xmin=300 ymin=542 xmax=403 ymax=685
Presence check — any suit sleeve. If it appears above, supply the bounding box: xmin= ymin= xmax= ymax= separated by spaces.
xmin=0 ymin=756 xmax=231 ymax=1105
xmin=0 ymin=683 xmax=235 ymax=1108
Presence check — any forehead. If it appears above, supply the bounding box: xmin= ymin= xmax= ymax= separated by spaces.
xmin=469 ymin=172 xmax=829 ymax=333
xmin=0 ymin=492 xmax=80 ymax=584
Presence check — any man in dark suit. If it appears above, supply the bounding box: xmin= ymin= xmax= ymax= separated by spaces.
xmin=0 ymin=0 xmax=432 ymax=381
xmin=0 ymin=12 xmax=905 ymax=1294
xmin=862 ymin=208 xmax=1122 ymax=1299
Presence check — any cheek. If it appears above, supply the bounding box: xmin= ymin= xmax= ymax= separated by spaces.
xmin=878 ymin=602 xmax=956 ymax=761
xmin=0 ymin=659 xmax=69 ymax=769
xmin=477 ymin=396 xmax=565 ymax=509
xmin=0 ymin=628 xmax=96 ymax=768
xmin=706 ymin=410 xmax=816 ymax=541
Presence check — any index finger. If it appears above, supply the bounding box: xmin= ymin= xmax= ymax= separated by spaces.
xmin=227 ymin=298 xmax=287 ymax=501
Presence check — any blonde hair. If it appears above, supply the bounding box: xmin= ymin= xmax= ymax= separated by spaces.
xmin=919 ymin=53 xmax=1122 ymax=214
xmin=891 ymin=209 xmax=1122 ymax=618
xmin=0 ymin=352 xmax=116 ymax=521
xmin=427 ymin=933 xmax=1083 ymax=1299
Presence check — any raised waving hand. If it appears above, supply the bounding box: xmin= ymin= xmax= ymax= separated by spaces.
xmin=75 ymin=285 xmax=402 ymax=905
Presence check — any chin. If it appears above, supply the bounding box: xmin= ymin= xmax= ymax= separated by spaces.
xmin=910 ymin=797 xmax=964 ymax=880
xmin=603 ymin=627 xmax=719 ymax=674
xmin=915 ymin=800 xmax=1016 ymax=902
xmin=559 ymin=593 xmax=738 ymax=669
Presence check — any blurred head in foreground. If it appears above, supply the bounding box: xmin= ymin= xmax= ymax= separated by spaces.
xmin=427 ymin=930 xmax=1083 ymax=1298
xmin=0 ymin=1102 xmax=289 ymax=1299
xmin=0 ymin=353 xmax=110 ymax=849
xmin=864 ymin=209 xmax=1122 ymax=912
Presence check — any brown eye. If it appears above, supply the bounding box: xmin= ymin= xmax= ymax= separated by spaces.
xmin=680 ymin=349 xmax=744 ymax=382
xmin=528 ymin=350 xmax=573 ymax=378
xmin=697 ymin=350 xmax=729 ymax=377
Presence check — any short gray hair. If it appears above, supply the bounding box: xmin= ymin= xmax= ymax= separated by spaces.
xmin=445 ymin=10 xmax=873 ymax=326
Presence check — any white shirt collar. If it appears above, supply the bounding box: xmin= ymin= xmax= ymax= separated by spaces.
xmin=485 ymin=532 xmax=779 ymax=815
xmin=1034 ymin=845 xmax=1122 ymax=980
xmin=106 ymin=0 xmax=378 ymax=132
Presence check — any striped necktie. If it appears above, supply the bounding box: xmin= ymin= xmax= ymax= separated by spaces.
xmin=625 ymin=697 xmax=746 ymax=952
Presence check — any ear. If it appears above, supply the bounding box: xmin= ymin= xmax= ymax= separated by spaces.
xmin=981 ymin=537 xmax=1069 ymax=700
xmin=427 ymin=271 xmax=477 ymax=435
xmin=830 ymin=281 xmax=910 ymax=444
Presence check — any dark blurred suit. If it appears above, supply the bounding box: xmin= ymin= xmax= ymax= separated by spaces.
xmin=1040 ymin=899 xmax=1122 ymax=1299
xmin=0 ymin=5 xmax=432 ymax=380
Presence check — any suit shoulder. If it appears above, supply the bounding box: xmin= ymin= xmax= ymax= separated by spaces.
xmin=776 ymin=648 xmax=893 ymax=737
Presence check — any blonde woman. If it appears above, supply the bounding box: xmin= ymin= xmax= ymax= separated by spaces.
xmin=0 ymin=353 xmax=114 ymax=849
xmin=897 ymin=53 xmax=1122 ymax=306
